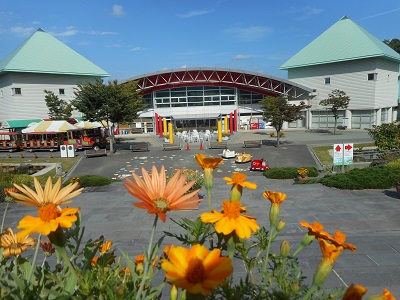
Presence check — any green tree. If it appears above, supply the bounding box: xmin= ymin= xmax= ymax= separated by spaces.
xmin=44 ymin=90 xmax=73 ymax=120
xmin=72 ymin=79 xmax=144 ymax=152
xmin=259 ymin=95 xmax=310 ymax=147
xmin=367 ymin=122 xmax=400 ymax=150
xmin=319 ymin=89 xmax=350 ymax=134
xmin=384 ymin=38 xmax=400 ymax=54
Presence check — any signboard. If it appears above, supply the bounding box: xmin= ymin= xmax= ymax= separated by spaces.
xmin=333 ymin=143 xmax=353 ymax=166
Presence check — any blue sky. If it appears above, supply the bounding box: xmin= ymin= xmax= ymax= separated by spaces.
xmin=1 ymin=1 xmax=399 ymax=81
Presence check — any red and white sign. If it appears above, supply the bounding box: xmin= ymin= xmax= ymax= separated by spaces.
xmin=333 ymin=143 xmax=353 ymax=165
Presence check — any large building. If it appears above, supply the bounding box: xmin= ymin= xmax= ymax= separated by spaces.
xmin=280 ymin=16 xmax=400 ymax=129
xmin=1 ymin=17 xmax=399 ymax=132
xmin=123 ymin=16 xmax=400 ymax=131
xmin=0 ymin=28 xmax=109 ymax=130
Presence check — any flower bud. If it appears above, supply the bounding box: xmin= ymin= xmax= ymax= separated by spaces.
xmin=170 ymin=284 xmax=178 ymax=300
xmin=269 ymin=203 xmax=280 ymax=227
xmin=276 ymin=219 xmax=286 ymax=232
xmin=280 ymin=240 xmax=290 ymax=257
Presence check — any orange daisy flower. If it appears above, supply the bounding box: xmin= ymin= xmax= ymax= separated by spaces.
xmin=161 ymin=244 xmax=233 ymax=296
xmin=201 ymin=200 xmax=260 ymax=239
xmin=124 ymin=165 xmax=200 ymax=222
xmin=299 ymin=221 xmax=332 ymax=240
xmin=342 ymin=284 xmax=368 ymax=300
xmin=9 ymin=176 xmax=83 ymax=208
xmin=0 ymin=228 xmax=36 ymax=259
xmin=8 ymin=176 xmax=82 ymax=236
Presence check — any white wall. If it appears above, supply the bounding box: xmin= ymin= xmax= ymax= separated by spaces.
xmin=288 ymin=57 xmax=399 ymax=111
xmin=0 ymin=72 xmax=100 ymax=122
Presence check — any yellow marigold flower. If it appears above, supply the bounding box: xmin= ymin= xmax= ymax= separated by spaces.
xmin=101 ymin=240 xmax=113 ymax=254
xmin=381 ymin=288 xmax=396 ymax=300
xmin=342 ymin=283 xmax=368 ymax=300
xmin=17 ymin=206 xmax=80 ymax=236
xmin=299 ymin=221 xmax=332 ymax=240
xmin=329 ymin=230 xmax=357 ymax=252
xmin=262 ymin=190 xmax=287 ymax=204
xmin=312 ymin=239 xmax=344 ymax=287
xmin=161 ymin=244 xmax=233 ymax=296
xmin=195 ymin=153 xmax=224 ymax=170
xmin=9 ymin=176 xmax=83 ymax=208
xmin=124 ymin=165 xmax=200 ymax=222
xmin=134 ymin=254 xmax=145 ymax=266
xmin=223 ymin=172 xmax=257 ymax=189
xmin=0 ymin=228 xmax=36 ymax=259
xmin=201 ymin=200 xmax=260 ymax=239
xmin=223 ymin=172 xmax=257 ymax=201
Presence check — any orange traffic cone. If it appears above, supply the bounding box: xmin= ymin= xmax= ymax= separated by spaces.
xmin=199 ymin=141 xmax=203 ymax=150
xmin=186 ymin=142 xmax=190 ymax=151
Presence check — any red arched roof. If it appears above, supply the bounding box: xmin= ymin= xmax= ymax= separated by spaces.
xmin=122 ymin=68 xmax=312 ymax=98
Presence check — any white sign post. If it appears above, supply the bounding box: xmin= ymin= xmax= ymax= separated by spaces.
xmin=333 ymin=143 xmax=353 ymax=172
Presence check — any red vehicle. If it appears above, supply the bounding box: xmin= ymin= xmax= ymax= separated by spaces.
xmin=0 ymin=131 xmax=23 ymax=152
xmin=22 ymin=132 xmax=63 ymax=152
xmin=64 ymin=128 xmax=107 ymax=150
xmin=250 ymin=159 xmax=270 ymax=171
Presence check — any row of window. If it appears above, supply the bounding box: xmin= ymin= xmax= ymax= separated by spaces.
xmin=148 ymin=86 xmax=265 ymax=109
xmin=324 ymin=73 xmax=377 ymax=84
xmin=11 ymin=88 xmax=65 ymax=96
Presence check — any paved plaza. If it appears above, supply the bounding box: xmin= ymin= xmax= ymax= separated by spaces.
xmin=2 ymin=129 xmax=400 ymax=297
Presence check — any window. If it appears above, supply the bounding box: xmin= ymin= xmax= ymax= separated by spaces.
xmin=368 ymin=73 xmax=377 ymax=81
xmin=59 ymin=88 xmax=65 ymax=95
xmin=324 ymin=77 xmax=330 ymax=85
xmin=12 ymin=88 xmax=22 ymax=95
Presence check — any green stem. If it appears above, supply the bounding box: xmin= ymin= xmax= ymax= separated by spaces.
xmin=0 ymin=201 xmax=10 ymax=233
xmin=302 ymin=284 xmax=318 ymax=300
xmin=293 ymin=245 xmax=305 ymax=256
xmin=207 ymin=188 xmax=212 ymax=210
xmin=262 ymin=226 xmax=275 ymax=278
xmin=136 ymin=215 xmax=159 ymax=300
xmin=28 ymin=234 xmax=41 ymax=283
xmin=54 ymin=242 xmax=79 ymax=280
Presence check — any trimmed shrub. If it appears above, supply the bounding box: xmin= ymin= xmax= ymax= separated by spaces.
xmin=78 ymin=175 xmax=113 ymax=187
xmin=319 ymin=165 xmax=400 ymax=190
xmin=263 ymin=167 xmax=319 ymax=179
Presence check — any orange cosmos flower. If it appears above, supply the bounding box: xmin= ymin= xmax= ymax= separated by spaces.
xmin=201 ymin=200 xmax=260 ymax=239
xmin=0 ymin=228 xmax=36 ymax=258
xmin=342 ymin=284 xmax=368 ymax=300
xmin=124 ymin=165 xmax=200 ymax=222
xmin=161 ymin=244 xmax=233 ymax=296
xmin=299 ymin=221 xmax=332 ymax=241
xmin=223 ymin=172 xmax=257 ymax=201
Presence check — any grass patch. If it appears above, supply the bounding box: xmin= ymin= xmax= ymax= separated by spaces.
xmin=311 ymin=142 xmax=376 ymax=166
xmin=0 ymin=157 xmax=79 ymax=184
xmin=67 ymin=175 xmax=114 ymax=187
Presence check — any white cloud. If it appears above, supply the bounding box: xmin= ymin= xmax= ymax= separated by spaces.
xmin=54 ymin=29 xmax=79 ymax=37
xmin=87 ymin=30 xmax=117 ymax=35
xmin=233 ymin=54 xmax=253 ymax=60
xmin=290 ymin=6 xmax=323 ymax=20
xmin=224 ymin=26 xmax=271 ymax=42
xmin=129 ymin=47 xmax=146 ymax=51
xmin=177 ymin=9 xmax=214 ymax=18
xmin=180 ymin=65 xmax=187 ymax=68
xmin=112 ymin=5 xmax=125 ymax=17
xmin=10 ymin=26 xmax=35 ymax=37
